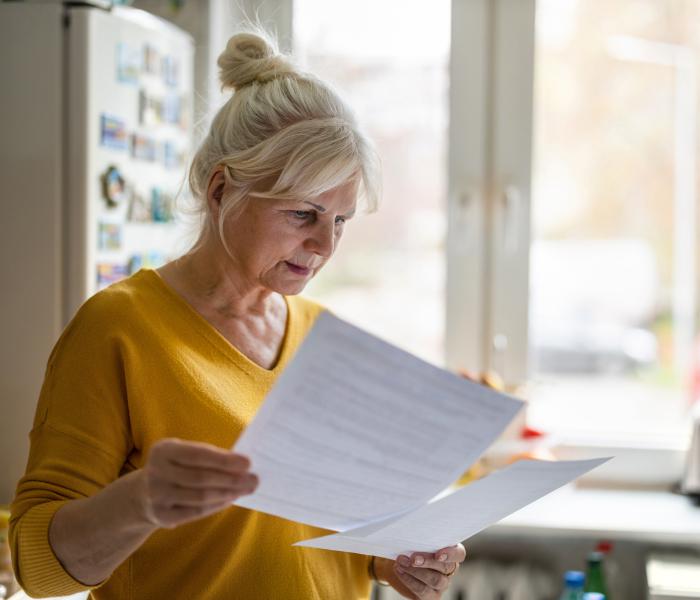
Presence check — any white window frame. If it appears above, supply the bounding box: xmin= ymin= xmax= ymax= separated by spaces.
xmin=446 ymin=0 xmax=534 ymax=390
xmin=276 ymin=0 xmax=683 ymax=480
xmin=447 ymin=0 xmax=689 ymax=486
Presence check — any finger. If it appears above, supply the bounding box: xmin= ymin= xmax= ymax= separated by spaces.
xmin=405 ymin=552 xmax=457 ymax=576
xmin=433 ymin=544 xmax=466 ymax=564
xmin=457 ymin=368 xmax=479 ymax=382
xmin=406 ymin=546 xmax=466 ymax=574
xmin=161 ymin=478 xmax=258 ymax=507
xmin=153 ymin=498 xmax=235 ymax=528
xmin=396 ymin=555 xmax=449 ymax=592
xmin=153 ymin=438 xmax=251 ymax=473
xmin=394 ymin=562 xmax=439 ymax=599
xmin=156 ymin=460 xmax=257 ymax=489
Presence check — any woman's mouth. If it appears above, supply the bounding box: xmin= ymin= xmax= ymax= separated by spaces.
xmin=284 ymin=262 xmax=312 ymax=276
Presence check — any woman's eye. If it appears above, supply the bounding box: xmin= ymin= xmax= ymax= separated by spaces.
xmin=335 ymin=216 xmax=346 ymax=225
xmin=290 ymin=210 xmax=312 ymax=220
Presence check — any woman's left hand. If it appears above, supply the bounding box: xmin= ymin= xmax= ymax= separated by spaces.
xmin=375 ymin=544 xmax=466 ymax=599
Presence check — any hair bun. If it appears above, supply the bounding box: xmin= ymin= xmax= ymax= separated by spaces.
xmin=217 ymin=32 xmax=296 ymax=91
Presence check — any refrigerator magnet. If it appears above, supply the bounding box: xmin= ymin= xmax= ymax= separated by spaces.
xmin=162 ymin=55 xmax=179 ymax=87
xmin=100 ymin=165 xmax=127 ymax=208
xmin=139 ymin=90 xmax=161 ymax=126
xmin=116 ymin=42 xmax=141 ymax=84
xmin=127 ymin=191 xmax=152 ymax=222
xmin=100 ymin=115 xmax=128 ymax=151
xmin=151 ymin=187 xmax=174 ymax=222
xmin=162 ymin=94 xmax=180 ymax=124
xmin=98 ymin=222 xmax=123 ymax=251
xmin=97 ymin=263 xmax=129 ymax=288
xmin=138 ymin=89 xmax=147 ymax=125
xmin=143 ymin=44 xmax=161 ymax=76
xmin=128 ymin=254 xmax=144 ymax=274
xmin=131 ymin=134 xmax=157 ymax=162
xmin=163 ymin=141 xmax=178 ymax=169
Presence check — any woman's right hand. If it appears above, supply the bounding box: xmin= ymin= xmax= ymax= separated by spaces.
xmin=136 ymin=438 xmax=258 ymax=529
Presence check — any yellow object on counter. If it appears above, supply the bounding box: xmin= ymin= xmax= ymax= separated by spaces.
xmin=453 ymin=371 xmax=506 ymax=486
xmin=0 ymin=505 xmax=18 ymax=597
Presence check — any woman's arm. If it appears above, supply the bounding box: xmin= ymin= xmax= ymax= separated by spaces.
xmin=48 ymin=470 xmax=155 ymax=585
xmin=47 ymin=439 xmax=258 ymax=586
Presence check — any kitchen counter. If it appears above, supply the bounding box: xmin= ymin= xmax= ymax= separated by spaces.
xmin=489 ymin=483 xmax=700 ymax=545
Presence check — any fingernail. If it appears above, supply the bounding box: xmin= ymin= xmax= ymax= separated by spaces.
xmin=438 ymin=553 xmax=448 ymax=562
xmin=413 ymin=555 xmax=424 ymax=566
xmin=398 ymin=555 xmax=410 ymax=567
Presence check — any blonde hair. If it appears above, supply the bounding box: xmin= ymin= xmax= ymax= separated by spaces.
xmin=188 ymin=29 xmax=381 ymax=249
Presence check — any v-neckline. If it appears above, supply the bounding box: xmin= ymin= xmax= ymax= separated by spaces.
xmin=143 ymin=268 xmax=294 ymax=377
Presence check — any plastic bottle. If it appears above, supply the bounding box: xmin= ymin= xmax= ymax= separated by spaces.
xmin=584 ymin=551 xmax=609 ymax=598
xmin=559 ymin=570 xmax=585 ymax=600
xmin=595 ymin=540 xmax=623 ymax=599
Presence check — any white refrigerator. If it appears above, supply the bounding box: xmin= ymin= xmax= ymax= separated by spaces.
xmin=0 ymin=1 xmax=194 ymax=505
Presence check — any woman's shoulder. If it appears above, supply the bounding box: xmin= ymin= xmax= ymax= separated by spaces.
xmin=66 ymin=269 xmax=158 ymax=333
xmin=287 ymin=294 xmax=327 ymax=319
xmin=286 ymin=294 xmax=329 ymax=336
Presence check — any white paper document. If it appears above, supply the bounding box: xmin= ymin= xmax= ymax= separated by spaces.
xmin=233 ymin=312 xmax=524 ymax=531
xmin=232 ymin=312 xmax=609 ymax=555
xmin=294 ymin=457 xmax=610 ymax=558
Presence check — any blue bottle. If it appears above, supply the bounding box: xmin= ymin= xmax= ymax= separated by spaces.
xmin=560 ymin=571 xmax=585 ymax=600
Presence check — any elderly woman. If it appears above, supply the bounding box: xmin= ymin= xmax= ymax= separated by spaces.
xmin=10 ymin=32 xmax=466 ymax=599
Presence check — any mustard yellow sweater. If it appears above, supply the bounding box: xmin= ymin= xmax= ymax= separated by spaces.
xmin=10 ymin=269 xmax=371 ymax=599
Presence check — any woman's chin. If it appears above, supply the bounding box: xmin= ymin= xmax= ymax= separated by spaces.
xmin=270 ymin=278 xmax=309 ymax=296
xmin=265 ymin=265 xmax=318 ymax=295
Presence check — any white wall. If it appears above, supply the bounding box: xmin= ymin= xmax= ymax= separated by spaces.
xmin=0 ymin=4 xmax=65 ymax=505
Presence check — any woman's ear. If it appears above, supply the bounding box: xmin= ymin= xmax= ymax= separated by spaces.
xmin=206 ymin=167 xmax=226 ymax=219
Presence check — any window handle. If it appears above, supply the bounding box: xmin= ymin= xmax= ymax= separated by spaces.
xmin=501 ymin=184 xmax=523 ymax=253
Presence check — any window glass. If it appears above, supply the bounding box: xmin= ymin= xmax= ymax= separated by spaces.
xmin=529 ymin=0 xmax=700 ymax=441
xmin=293 ymin=0 xmax=450 ymax=365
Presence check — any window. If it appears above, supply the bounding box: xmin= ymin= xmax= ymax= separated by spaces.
xmin=291 ymin=0 xmax=697 ymax=449
xmin=527 ymin=0 xmax=700 ymax=443
xmin=293 ymin=0 xmax=450 ymax=366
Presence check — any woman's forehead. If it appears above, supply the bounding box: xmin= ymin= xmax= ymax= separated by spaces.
xmin=292 ymin=179 xmax=359 ymax=212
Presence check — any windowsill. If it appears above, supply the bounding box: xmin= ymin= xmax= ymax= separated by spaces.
xmin=487 ymin=483 xmax=700 ymax=545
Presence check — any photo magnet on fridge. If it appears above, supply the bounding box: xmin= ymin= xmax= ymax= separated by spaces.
xmin=162 ymin=93 xmax=181 ymax=124
xmin=97 ymin=263 xmax=129 ymax=288
xmin=127 ymin=191 xmax=152 ymax=223
xmin=100 ymin=165 xmax=128 ymax=208
xmin=151 ymin=187 xmax=174 ymax=222
xmin=100 ymin=115 xmax=128 ymax=151
xmin=131 ymin=134 xmax=158 ymax=162
xmin=163 ymin=141 xmax=180 ymax=169
xmin=116 ymin=42 xmax=141 ymax=84
xmin=162 ymin=54 xmax=179 ymax=87
xmin=98 ymin=222 xmax=123 ymax=251
xmin=139 ymin=89 xmax=162 ymax=126
xmin=143 ymin=44 xmax=161 ymax=76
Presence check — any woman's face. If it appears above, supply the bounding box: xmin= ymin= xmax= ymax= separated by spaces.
xmin=221 ymin=179 xmax=359 ymax=295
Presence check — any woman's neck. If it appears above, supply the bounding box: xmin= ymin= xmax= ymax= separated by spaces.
xmin=160 ymin=242 xmax=277 ymax=319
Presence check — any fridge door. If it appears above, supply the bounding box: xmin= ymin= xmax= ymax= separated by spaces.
xmin=65 ymin=5 xmax=194 ymax=322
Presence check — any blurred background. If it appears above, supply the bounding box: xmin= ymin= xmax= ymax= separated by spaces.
xmin=3 ymin=0 xmax=700 ymax=598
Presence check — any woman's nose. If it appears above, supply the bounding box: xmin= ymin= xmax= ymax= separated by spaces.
xmin=305 ymin=222 xmax=335 ymax=257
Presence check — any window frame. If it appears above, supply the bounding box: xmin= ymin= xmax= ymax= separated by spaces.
xmin=281 ymin=0 xmax=685 ymax=477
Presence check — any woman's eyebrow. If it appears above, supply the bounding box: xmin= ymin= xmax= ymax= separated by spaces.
xmin=302 ymin=201 xmax=326 ymax=212
xmin=302 ymin=201 xmax=355 ymax=218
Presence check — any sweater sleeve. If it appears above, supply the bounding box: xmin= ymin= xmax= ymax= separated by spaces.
xmin=9 ymin=292 xmax=133 ymax=597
